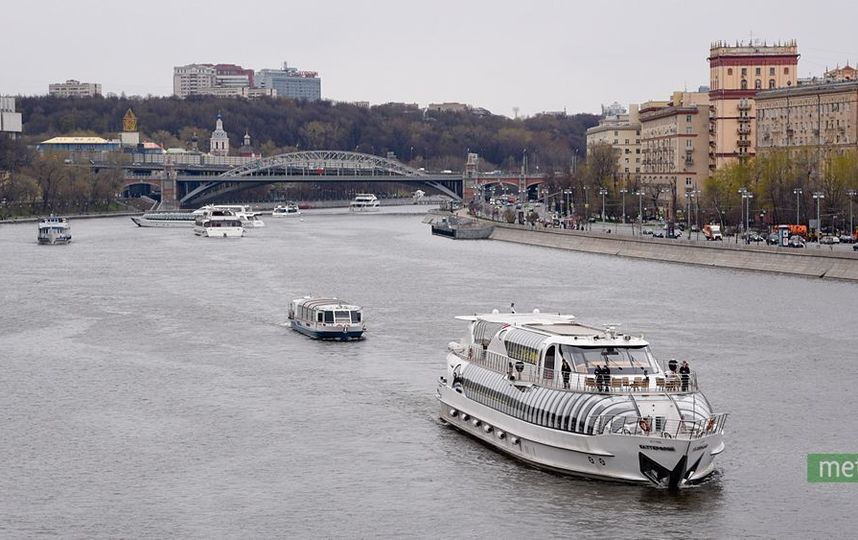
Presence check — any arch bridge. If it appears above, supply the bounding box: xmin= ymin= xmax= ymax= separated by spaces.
xmin=180 ymin=150 xmax=463 ymax=207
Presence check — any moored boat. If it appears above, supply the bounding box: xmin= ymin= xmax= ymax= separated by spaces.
xmin=200 ymin=205 xmax=265 ymax=228
xmin=37 ymin=215 xmax=72 ymax=245
xmin=131 ymin=211 xmax=197 ymax=227
xmin=288 ymin=296 xmax=365 ymax=340
xmin=437 ymin=309 xmax=726 ymax=488
xmin=271 ymin=202 xmax=301 ymax=217
xmin=349 ymin=193 xmax=380 ymax=212
xmin=193 ymin=208 xmax=244 ymax=238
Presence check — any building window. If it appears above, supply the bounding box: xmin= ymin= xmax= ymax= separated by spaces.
xmin=686 ymin=115 xmax=692 ymax=122
xmin=755 ymin=79 xmax=762 ymax=89
xmin=728 ymin=68 xmax=733 ymax=76
xmin=755 ymin=67 xmax=761 ymax=76
xmin=784 ymin=67 xmax=790 ymax=75
xmin=741 ymin=68 xmax=747 ymax=77
xmin=769 ymin=67 xmax=775 ymax=76
xmin=741 ymin=80 xmax=748 ymax=90
xmin=769 ymin=79 xmax=776 ymax=89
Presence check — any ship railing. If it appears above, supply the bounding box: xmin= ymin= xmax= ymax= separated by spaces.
xmin=459 ymin=344 xmax=700 ymax=394
xmin=595 ymin=412 xmax=728 ymax=439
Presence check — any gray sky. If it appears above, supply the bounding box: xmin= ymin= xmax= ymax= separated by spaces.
xmin=3 ymin=0 xmax=856 ymax=117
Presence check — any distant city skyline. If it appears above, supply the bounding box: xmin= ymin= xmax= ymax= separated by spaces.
xmin=2 ymin=0 xmax=857 ymax=117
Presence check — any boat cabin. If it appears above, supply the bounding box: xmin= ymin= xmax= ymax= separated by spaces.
xmin=290 ymin=297 xmax=362 ymax=325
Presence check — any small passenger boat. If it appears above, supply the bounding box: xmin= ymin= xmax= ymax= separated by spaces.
xmin=271 ymin=202 xmax=301 ymax=217
xmin=437 ymin=309 xmax=726 ymax=488
xmin=37 ymin=215 xmax=72 ymax=245
xmin=288 ymin=297 xmax=365 ymax=340
xmin=193 ymin=208 xmax=244 ymax=238
xmin=349 ymin=193 xmax=380 ymax=212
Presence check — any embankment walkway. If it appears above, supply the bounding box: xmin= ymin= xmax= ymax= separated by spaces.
xmin=487 ymin=222 xmax=858 ymax=282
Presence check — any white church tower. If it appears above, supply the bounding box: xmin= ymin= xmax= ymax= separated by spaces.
xmin=209 ymin=113 xmax=230 ymax=156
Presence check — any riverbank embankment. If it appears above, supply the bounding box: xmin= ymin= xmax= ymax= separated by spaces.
xmin=488 ymin=222 xmax=858 ymax=282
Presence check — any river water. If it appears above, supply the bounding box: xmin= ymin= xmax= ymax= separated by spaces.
xmin=1 ymin=209 xmax=856 ymax=539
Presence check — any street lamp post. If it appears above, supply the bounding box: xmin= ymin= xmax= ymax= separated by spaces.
xmin=599 ymin=188 xmax=608 ymax=223
xmin=685 ymin=192 xmax=692 ymax=234
xmin=813 ymin=191 xmax=825 ymax=246
xmin=583 ymin=186 xmax=590 ymax=230
xmin=848 ymin=189 xmax=856 ymax=238
xmin=620 ymin=188 xmax=628 ymax=224
xmin=635 ymin=190 xmax=644 ymax=235
xmin=793 ymin=187 xmax=802 ymax=225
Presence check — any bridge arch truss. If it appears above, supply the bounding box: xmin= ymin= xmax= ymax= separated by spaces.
xmin=180 ymin=150 xmax=463 ymax=206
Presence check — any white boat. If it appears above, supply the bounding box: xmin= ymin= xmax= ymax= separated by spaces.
xmin=193 ymin=208 xmax=244 ymax=238
xmin=437 ymin=309 xmax=726 ymax=488
xmin=287 ymin=297 xmax=365 ymax=340
xmin=37 ymin=215 xmax=72 ymax=245
xmin=201 ymin=205 xmax=265 ymax=228
xmin=131 ymin=211 xmax=198 ymax=227
xmin=271 ymin=202 xmax=301 ymax=217
xmin=349 ymin=193 xmax=380 ymax=212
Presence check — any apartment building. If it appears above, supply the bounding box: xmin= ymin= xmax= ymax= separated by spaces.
xmin=585 ymin=103 xmax=642 ymax=186
xmin=48 ymin=79 xmax=102 ymax=97
xmin=639 ymin=91 xmax=711 ymax=194
xmin=254 ymin=62 xmax=321 ymax=101
xmin=755 ymin=80 xmax=858 ymax=154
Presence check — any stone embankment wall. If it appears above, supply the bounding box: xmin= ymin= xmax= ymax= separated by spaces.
xmin=489 ymin=223 xmax=858 ymax=282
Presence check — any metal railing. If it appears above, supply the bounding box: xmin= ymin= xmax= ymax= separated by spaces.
xmin=595 ymin=412 xmax=728 ymax=439
xmin=459 ymin=345 xmax=700 ymax=394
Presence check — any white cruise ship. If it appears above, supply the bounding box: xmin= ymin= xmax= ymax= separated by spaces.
xmin=349 ymin=194 xmax=380 ymax=212
xmin=437 ymin=309 xmax=726 ymax=488
xmin=37 ymin=215 xmax=72 ymax=245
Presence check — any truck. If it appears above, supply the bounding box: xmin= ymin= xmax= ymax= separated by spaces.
xmin=703 ymin=224 xmax=723 ymax=241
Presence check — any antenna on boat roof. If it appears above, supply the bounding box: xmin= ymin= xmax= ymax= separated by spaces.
xmin=510 ymin=303 xmax=515 ymax=313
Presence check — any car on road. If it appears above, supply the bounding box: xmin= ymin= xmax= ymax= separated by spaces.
xmin=642 ymin=228 xmax=654 ymax=236
xmin=854 ymin=243 xmax=858 ymax=251
xmin=838 ymin=234 xmax=855 ymax=244
xmin=788 ymin=235 xmax=806 ymax=248
xmin=820 ymin=235 xmax=840 ymax=245
xmin=766 ymin=232 xmax=780 ymax=245
xmin=652 ymin=231 xmax=665 ymax=238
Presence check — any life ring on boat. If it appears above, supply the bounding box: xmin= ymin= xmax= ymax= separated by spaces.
xmin=639 ymin=418 xmax=651 ymax=433
xmin=705 ymin=418 xmax=717 ymax=433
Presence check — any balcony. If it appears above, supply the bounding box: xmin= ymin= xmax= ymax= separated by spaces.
xmin=737 ymin=140 xmax=751 ymax=147
xmin=737 ymin=99 xmax=751 ymax=111
xmin=737 ymin=125 xmax=751 ymax=134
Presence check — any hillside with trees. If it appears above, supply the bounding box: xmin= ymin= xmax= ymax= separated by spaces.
xmin=15 ymin=95 xmax=598 ymax=173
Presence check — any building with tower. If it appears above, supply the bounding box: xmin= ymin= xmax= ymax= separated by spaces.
xmin=210 ymin=114 xmax=229 ymax=156
xmin=708 ymin=39 xmax=799 ymax=170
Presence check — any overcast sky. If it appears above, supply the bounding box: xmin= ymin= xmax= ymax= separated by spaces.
xmin=2 ymin=0 xmax=856 ymax=117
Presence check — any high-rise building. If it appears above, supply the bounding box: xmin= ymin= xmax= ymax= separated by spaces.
xmin=640 ymin=91 xmax=711 ymax=194
xmin=48 ymin=79 xmax=102 ymax=97
xmin=255 ymin=62 xmax=321 ymax=101
xmin=708 ymin=40 xmax=799 ymax=170
xmin=0 ymin=96 xmax=23 ymax=139
xmin=585 ymin=103 xmax=642 ymax=188
xmin=173 ymin=64 xmax=217 ymax=97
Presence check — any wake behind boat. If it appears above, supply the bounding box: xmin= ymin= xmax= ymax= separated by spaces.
xmin=288 ymin=296 xmax=365 ymax=340
xmin=437 ymin=309 xmax=726 ymax=488
xmin=37 ymin=215 xmax=71 ymax=244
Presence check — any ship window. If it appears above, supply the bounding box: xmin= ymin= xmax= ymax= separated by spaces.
xmin=351 ymin=311 xmax=362 ymax=323
xmin=324 ymin=311 xmax=334 ymax=323
xmin=560 ymin=345 xmax=656 ymax=374
xmin=544 ymin=345 xmax=556 ymax=379
xmin=335 ymin=310 xmax=349 ymax=320
xmin=317 ymin=312 xmax=323 ymax=323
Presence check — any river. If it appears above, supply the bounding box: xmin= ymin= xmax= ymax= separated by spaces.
xmin=1 ymin=209 xmax=856 ymax=538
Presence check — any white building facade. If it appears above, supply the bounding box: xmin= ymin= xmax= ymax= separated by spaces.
xmin=48 ymin=80 xmax=102 ymax=97
xmin=0 ymin=96 xmax=23 ymax=139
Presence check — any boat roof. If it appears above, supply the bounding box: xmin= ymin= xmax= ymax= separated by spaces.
xmin=459 ymin=311 xmax=649 ymax=347
xmin=293 ymin=297 xmax=361 ymax=311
